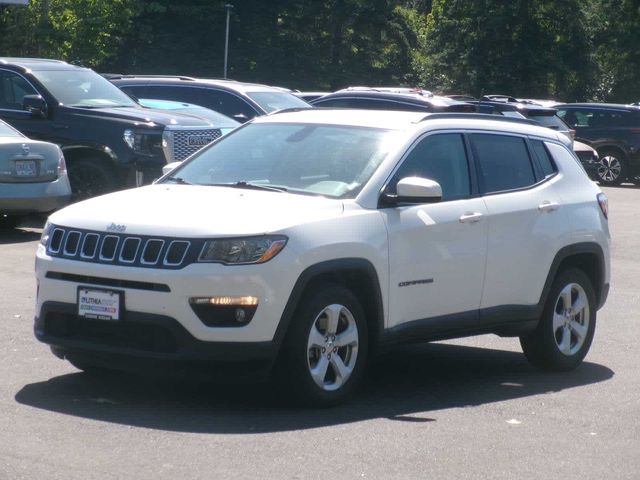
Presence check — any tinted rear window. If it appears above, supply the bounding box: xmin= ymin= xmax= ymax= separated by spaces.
xmin=472 ymin=134 xmax=536 ymax=193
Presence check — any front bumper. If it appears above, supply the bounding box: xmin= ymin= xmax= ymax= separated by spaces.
xmin=35 ymin=301 xmax=279 ymax=381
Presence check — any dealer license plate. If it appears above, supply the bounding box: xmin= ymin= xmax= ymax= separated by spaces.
xmin=78 ymin=288 xmax=122 ymax=320
xmin=15 ymin=160 xmax=36 ymax=177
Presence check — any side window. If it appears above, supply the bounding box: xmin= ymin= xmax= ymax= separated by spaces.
xmin=0 ymin=71 xmax=37 ymax=110
xmin=530 ymin=139 xmax=556 ymax=178
xmin=472 ymin=134 xmax=536 ymax=193
xmin=389 ymin=133 xmax=471 ymax=201
xmin=144 ymin=85 xmax=199 ymax=104
xmin=196 ymin=89 xmax=258 ymax=122
xmin=119 ymin=85 xmax=147 ymax=100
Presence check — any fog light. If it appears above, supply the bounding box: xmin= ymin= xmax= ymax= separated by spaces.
xmin=189 ymin=296 xmax=259 ymax=327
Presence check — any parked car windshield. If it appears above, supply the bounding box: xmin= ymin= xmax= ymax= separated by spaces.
xmin=31 ymin=69 xmax=138 ymax=108
xmin=245 ymin=92 xmax=310 ymax=113
xmin=165 ymin=123 xmax=396 ymax=198
xmin=0 ymin=121 xmax=22 ymax=137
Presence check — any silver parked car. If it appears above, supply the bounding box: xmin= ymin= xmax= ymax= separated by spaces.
xmin=0 ymin=119 xmax=71 ymax=229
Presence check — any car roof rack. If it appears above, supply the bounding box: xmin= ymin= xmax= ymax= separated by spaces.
xmin=104 ymin=74 xmax=201 ymax=81
xmin=0 ymin=57 xmax=67 ymax=65
xmin=268 ymin=107 xmax=314 ymax=115
xmin=418 ymin=112 xmax=537 ymax=126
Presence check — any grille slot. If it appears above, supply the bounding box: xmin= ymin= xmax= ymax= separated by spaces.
xmin=63 ymin=231 xmax=81 ymax=256
xmin=100 ymin=235 xmax=119 ymax=261
xmin=171 ymin=129 xmax=221 ymax=161
xmin=50 ymin=228 xmax=65 ymax=253
xmin=141 ymin=239 xmax=164 ymax=265
xmin=81 ymin=233 xmax=100 ymax=259
xmin=119 ymin=237 xmax=141 ymax=263
xmin=164 ymin=241 xmax=190 ymax=266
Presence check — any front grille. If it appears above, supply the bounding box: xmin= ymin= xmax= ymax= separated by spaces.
xmin=46 ymin=226 xmax=202 ymax=269
xmin=170 ymin=128 xmax=221 ymax=161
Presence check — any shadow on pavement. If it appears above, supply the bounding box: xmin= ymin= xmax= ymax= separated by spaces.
xmin=15 ymin=342 xmax=613 ymax=434
xmin=0 ymin=215 xmax=45 ymax=245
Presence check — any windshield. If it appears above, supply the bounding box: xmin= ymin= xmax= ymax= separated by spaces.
xmin=246 ymin=92 xmax=309 ymax=113
xmin=526 ymin=112 xmax=568 ymax=130
xmin=164 ymin=123 xmax=396 ymax=198
xmin=0 ymin=121 xmax=22 ymax=137
xmin=32 ymin=69 xmax=138 ymax=108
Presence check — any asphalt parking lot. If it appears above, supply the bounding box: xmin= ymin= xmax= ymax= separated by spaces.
xmin=1 ymin=185 xmax=638 ymax=480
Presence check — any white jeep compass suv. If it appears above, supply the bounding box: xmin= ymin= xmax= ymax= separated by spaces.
xmin=35 ymin=109 xmax=610 ymax=406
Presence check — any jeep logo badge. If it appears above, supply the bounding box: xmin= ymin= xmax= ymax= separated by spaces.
xmin=106 ymin=223 xmax=126 ymax=233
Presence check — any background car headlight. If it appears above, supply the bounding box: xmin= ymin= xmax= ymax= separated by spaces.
xmin=198 ymin=236 xmax=287 ymax=264
xmin=123 ymin=129 xmax=161 ymax=155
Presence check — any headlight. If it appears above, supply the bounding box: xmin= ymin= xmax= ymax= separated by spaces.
xmin=40 ymin=221 xmax=53 ymax=246
xmin=123 ymin=129 xmax=161 ymax=154
xmin=198 ymin=236 xmax=287 ymax=265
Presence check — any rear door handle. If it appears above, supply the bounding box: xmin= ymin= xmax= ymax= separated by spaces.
xmin=459 ymin=212 xmax=484 ymax=223
xmin=538 ymin=201 xmax=560 ymax=212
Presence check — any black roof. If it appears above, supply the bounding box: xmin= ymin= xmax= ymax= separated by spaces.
xmin=556 ymin=103 xmax=640 ymax=111
xmin=309 ymin=89 xmax=472 ymax=109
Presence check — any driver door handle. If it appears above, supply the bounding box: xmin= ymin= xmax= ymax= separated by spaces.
xmin=459 ymin=212 xmax=484 ymax=223
xmin=538 ymin=201 xmax=560 ymax=212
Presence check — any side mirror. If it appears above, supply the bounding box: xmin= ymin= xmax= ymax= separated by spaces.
xmin=23 ymin=95 xmax=48 ymax=118
xmin=161 ymin=161 xmax=182 ymax=176
xmin=381 ymin=176 xmax=442 ymax=206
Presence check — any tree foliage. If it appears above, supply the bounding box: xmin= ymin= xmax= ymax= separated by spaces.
xmin=0 ymin=0 xmax=638 ymax=101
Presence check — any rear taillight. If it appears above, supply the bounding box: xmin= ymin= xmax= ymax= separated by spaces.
xmin=597 ymin=193 xmax=608 ymax=219
xmin=57 ymin=150 xmax=67 ymax=176
xmin=629 ymin=128 xmax=640 ymax=134
xmin=570 ymin=129 xmax=576 ymax=139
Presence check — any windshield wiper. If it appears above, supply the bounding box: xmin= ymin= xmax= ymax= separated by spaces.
xmin=206 ymin=181 xmax=288 ymax=192
xmin=165 ymin=177 xmax=193 ymax=185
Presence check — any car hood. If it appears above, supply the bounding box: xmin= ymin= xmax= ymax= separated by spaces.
xmin=68 ymin=106 xmax=216 ymax=128
xmin=49 ymin=184 xmax=345 ymax=236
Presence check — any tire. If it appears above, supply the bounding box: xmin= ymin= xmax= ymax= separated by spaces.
xmin=278 ymin=284 xmax=368 ymax=407
xmin=520 ymin=268 xmax=596 ymax=371
xmin=67 ymin=157 xmax=115 ymax=201
xmin=596 ymin=148 xmax=627 ymax=185
xmin=0 ymin=215 xmax=20 ymax=230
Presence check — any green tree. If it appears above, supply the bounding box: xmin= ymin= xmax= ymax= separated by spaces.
xmin=417 ymin=0 xmax=595 ymax=100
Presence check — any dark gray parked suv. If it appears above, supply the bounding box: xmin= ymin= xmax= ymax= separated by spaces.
xmin=556 ymin=103 xmax=640 ymax=185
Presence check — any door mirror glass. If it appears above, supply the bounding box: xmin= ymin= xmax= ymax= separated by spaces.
xmin=23 ymin=95 xmax=47 ymax=118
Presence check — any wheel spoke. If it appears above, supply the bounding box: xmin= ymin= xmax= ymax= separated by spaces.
xmin=308 ymin=325 xmax=326 ymax=349
xmin=553 ymin=312 xmax=565 ymax=332
xmin=570 ymin=319 xmax=588 ymax=341
xmin=558 ymin=325 xmax=572 ymax=354
xmin=330 ymin=354 xmax=351 ymax=383
xmin=572 ymin=292 xmax=588 ymax=314
xmin=323 ymin=304 xmax=342 ymax=335
xmin=310 ymin=355 xmax=330 ymax=386
xmin=335 ymin=324 xmax=358 ymax=347
xmin=560 ymin=285 xmax=573 ymax=311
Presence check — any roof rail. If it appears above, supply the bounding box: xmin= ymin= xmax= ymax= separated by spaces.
xmin=0 ymin=57 xmax=68 ymax=65
xmin=105 ymin=74 xmax=200 ymax=81
xmin=268 ymin=107 xmax=314 ymax=115
xmin=418 ymin=113 xmax=537 ymax=126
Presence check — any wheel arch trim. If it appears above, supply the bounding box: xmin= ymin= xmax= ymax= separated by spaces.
xmin=273 ymin=258 xmax=385 ymax=351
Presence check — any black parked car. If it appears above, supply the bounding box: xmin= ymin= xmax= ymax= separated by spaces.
xmin=309 ymin=87 xmax=476 ymax=112
xmin=472 ymin=97 xmax=573 ymax=140
xmin=0 ymin=58 xmax=224 ymax=198
xmin=555 ymin=103 xmax=640 ymax=185
xmin=109 ymin=75 xmax=310 ymax=123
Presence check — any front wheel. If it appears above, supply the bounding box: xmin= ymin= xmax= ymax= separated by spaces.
xmin=520 ymin=268 xmax=596 ymax=371
xmin=67 ymin=158 xmax=115 ymax=201
xmin=278 ymin=285 xmax=368 ymax=407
